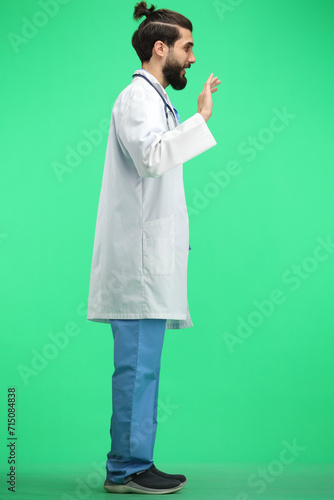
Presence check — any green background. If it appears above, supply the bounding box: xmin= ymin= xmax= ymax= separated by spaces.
xmin=1 ymin=0 xmax=334 ymax=497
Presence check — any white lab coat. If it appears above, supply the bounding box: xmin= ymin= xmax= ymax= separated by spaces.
xmin=87 ymin=68 xmax=217 ymax=329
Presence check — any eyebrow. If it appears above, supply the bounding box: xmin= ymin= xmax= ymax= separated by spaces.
xmin=183 ymin=42 xmax=194 ymax=48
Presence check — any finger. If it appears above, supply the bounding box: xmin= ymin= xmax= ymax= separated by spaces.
xmin=205 ymin=73 xmax=214 ymax=83
xmin=211 ymin=80 xmax=221 ymax=87
xmin=206 ymin=75 xmax=220 ymax=87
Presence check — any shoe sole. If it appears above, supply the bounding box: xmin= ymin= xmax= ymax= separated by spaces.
xmin=104 ymin=480 xmax=183 ymax=494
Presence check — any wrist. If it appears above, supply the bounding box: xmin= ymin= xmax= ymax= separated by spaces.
xmin=199 ymin=111 xmax=209 ymax=123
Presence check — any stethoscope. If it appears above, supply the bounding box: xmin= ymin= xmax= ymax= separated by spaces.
xmin=132 ymin=73 xmax=178 ymax=131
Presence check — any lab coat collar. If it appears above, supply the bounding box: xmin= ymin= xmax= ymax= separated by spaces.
xmin=133 ymin=68 xmax=180 ymax=126
xmin=133 ymin=68 xmax=169 ymax=101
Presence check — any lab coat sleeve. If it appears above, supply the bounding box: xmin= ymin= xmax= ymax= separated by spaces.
xmin=116 ymin=88 xmax=217 ymax=178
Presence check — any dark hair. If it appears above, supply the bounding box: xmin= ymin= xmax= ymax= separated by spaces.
xmin=132 ymin=1 xmax=193 ymax=63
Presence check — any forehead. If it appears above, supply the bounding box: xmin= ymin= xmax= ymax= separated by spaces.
xmin=175 ymin=27 xmax=194 ymax=47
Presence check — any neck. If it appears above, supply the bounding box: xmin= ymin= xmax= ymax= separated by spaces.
xmin=141 ymin=62 xmax=169 ymax=89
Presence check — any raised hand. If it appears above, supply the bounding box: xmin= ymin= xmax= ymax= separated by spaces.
xmin=197 ymin=73 xmax=221 ymax=122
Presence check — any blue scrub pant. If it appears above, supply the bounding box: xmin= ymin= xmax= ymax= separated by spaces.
xmin=106 ymin=318 xmax=166 ymax=483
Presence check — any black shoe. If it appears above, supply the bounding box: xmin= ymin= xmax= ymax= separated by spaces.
xmin=104 ymin=467 xmax=182 ymax=494
xmin=150 ymin=463 xmax=187 ymax=486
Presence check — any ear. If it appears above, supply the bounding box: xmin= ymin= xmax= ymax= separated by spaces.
xmin=153 ymin=40 xmax=167 ymax=58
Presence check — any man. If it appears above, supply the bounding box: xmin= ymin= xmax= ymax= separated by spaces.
xmin=87 ymin=1 xmax=220 ymax=494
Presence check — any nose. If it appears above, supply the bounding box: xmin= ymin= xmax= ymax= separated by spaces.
xmin=189 ymin=52 xmax=196 ymax=64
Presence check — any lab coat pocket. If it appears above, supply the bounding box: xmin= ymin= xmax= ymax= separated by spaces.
xmin=143 ymin=214 xmax=175 ymax=276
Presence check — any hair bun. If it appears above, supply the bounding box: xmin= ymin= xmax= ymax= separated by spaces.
xmin=133 ymin=1 xmax=156 ymax=20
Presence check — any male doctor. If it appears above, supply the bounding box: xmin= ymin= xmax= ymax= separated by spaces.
xmin=87 ymin=1 xmax=220 ymax=495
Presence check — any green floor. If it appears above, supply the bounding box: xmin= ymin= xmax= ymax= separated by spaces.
xmin=1 ymin=463 xmax=333 ymax=499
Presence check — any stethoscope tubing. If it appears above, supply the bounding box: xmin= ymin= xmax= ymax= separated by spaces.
xmin=132 ymin=73 xmax=178 ymax=130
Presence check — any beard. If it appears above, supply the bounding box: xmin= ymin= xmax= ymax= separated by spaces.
xmin=162 ymin=51 xmax=187 ymax=90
